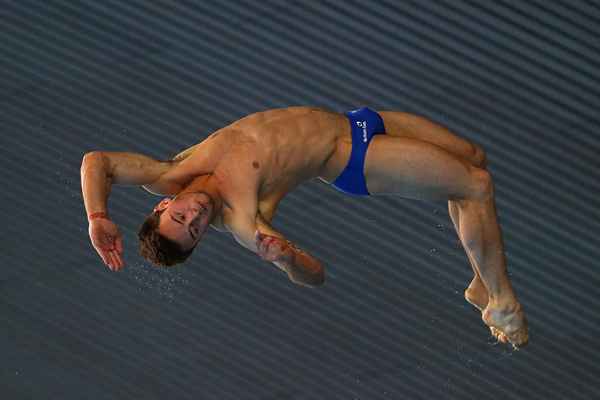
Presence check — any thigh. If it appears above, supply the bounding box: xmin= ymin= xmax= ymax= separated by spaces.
xmin=364 ymin=136 xmax=477 ymax=201
xmin=379 ymin=111 xmax=479 ymax=162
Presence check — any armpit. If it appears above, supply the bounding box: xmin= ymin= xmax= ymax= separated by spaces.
xmin=141 ymin=160 xmax=183 ymax=196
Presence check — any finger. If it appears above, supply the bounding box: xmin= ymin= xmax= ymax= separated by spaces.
xmin=107 ymin=252 xmax=119 ymax=271
xmin=115 ymin=236 xmax=123 ymax=254
xmin=106 ymin=252 xmax=116 ymax=270
xmin=115 ymin=252 xmax=124 ymax=269
xmin=98 ymin=249 xmax=110 ymax=266
xmin=109 ymin=251 xmax=120 ymax=270
xmin=112 ymin=253 xmax=122 ymax=271
xmin=111 ymin=251 xmax=123 ymax=270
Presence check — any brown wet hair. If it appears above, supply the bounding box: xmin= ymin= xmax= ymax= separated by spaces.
xmin=137 ymin=209 xmax=197 ymax=267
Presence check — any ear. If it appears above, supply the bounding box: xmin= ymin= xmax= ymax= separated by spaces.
xmin=153 ymin=198 xmax=171 ymax=213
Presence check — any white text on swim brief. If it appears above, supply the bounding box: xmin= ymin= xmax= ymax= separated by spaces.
xmin=356 ymin=121 xmax=368 ymax=143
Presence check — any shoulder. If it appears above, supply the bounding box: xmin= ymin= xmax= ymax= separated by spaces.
xmin=141 ymin=160 xmax=184 ymax=196
xmin=159 ymin=128 xmax=241 ymax=187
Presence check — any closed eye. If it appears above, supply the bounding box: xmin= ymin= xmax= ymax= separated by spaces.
xmin=170 ymin=213 xmax=196 ymax=240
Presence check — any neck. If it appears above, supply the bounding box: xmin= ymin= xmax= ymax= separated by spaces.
xmin=176 ymin=174 xmax=223 ymax=215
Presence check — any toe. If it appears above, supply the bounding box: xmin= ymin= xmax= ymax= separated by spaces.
xmin=508 ymin=328 xmax=529 ymax=348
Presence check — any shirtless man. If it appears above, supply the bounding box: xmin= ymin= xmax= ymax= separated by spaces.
xmin=80 ymin=106 xmax=528 ymax=348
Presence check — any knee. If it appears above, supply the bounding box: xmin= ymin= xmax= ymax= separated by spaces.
xmin=469 ymin=167 xmax=494 ymax=200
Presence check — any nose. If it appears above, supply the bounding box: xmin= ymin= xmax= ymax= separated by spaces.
xmin=186 ymin=207 xmax=201 ymax=220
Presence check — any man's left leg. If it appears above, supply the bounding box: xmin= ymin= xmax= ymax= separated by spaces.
xmin=448 ymin=201 xmax=489 ymax=311
xmin=364 ymin=136 xmax=528 ymax=347
xmin=454 ymin=179 xmax=528 ymax=347
xmin=380 ymin=111 xmax=492 ymax=312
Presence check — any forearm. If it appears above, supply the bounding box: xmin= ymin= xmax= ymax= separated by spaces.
xmin=80 ymin=152 xmax=112 ymax=220
xmin=276 ymin=244 xmax=325 ymax=287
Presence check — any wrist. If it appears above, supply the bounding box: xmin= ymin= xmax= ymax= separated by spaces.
xmin=88 ymin=211 xmax=110 ymax=222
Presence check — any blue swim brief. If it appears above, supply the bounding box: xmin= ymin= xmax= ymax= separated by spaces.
xmin=331 ymin=107 xmax=386 ymax=196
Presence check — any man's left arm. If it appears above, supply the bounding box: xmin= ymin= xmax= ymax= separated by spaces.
xmin=229 ymin=212 xmax=325 ymax=287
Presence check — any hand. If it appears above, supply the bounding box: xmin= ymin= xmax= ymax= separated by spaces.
xmin=89 ymin=218 xmax=124 ymax=271
xmin=255 ymin=231 xmax=295 ymax=265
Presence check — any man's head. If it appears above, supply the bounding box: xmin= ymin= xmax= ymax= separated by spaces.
xmin=138 ymin=191 xmax=217 ymax=267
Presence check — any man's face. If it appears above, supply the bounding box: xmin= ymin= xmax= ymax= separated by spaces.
xmin=154 ymin=192 xmax=214 ymax=251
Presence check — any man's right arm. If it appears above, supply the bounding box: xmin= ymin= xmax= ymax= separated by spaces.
xmin=80 ymin=152 xmax=112 ymax=219
xmin=80 ymin=151 xmax=177 ymax=218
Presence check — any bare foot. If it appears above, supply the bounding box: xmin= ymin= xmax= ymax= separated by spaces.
xmin=482 ymin=302 xmax=529 ymax=349
xmin=464 ymin=278 xmax=489 ymax=311
xmin=489 ymin=327 xmax=510 ymax=344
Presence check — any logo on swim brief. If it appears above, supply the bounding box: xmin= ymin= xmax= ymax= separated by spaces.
xmin=356 ymin=121 xmax=368 ymax=142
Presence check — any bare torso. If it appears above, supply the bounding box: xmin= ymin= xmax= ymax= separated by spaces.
xmin=163 ymin=106 xmax=352 ymax=222
xmin=228 ymin=107 xmax=351 ymax=204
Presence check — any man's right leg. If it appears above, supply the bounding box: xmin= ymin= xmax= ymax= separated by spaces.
xmin=379 ymin=111 xmax=487 ymax=167
xmin=380 ymin=111 xmax=490 ymax=311
xmin=371 ymin=112 xmax=529 ymax=346
xmin=364 ymin=136 xmax=528 ymax=347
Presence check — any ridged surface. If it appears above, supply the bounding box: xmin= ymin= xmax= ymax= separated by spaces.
xmin=1 ymin=1 xmax=599 ymax=399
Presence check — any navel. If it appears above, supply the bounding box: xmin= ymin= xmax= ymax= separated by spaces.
xmin=252 ymin=161 xmax=260 ymax=169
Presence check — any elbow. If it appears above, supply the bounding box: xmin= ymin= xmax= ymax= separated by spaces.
xmin=82 ymin=151 xmax=103 ymax=161
xmin=81 ymin=151 xmax=106 ymax=170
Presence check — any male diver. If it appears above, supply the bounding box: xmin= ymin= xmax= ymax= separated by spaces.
xmin=80 ymin=106 xmax=528 ymax=348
